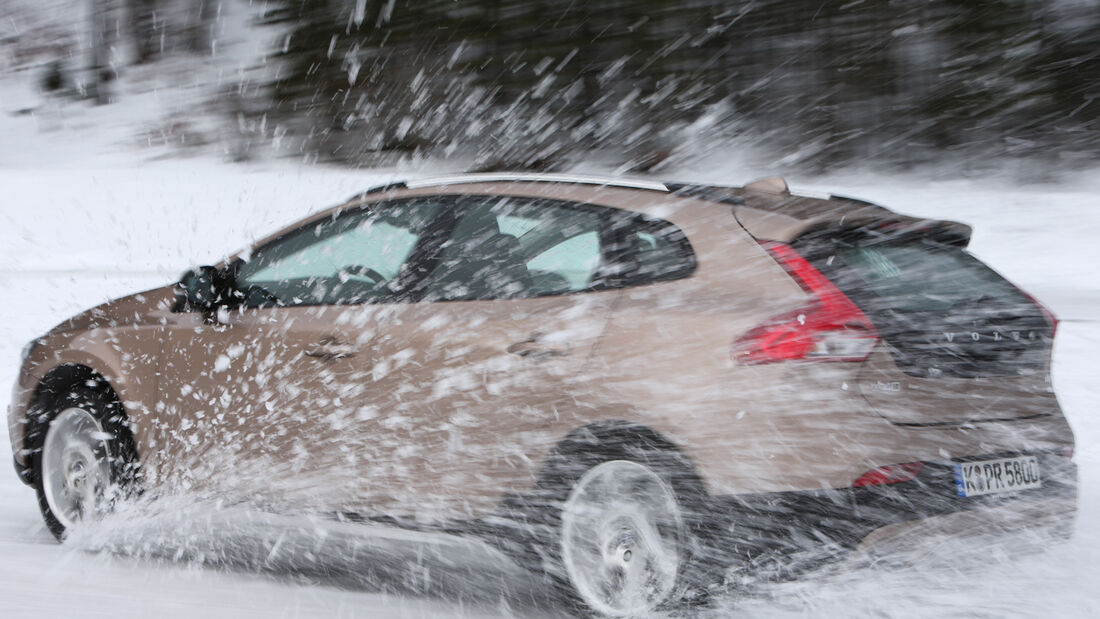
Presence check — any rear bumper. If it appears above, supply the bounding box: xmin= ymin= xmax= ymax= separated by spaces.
xmin=696 ymin=451 xmax=1077 ymax=575
xmin=853 ymin=491 xmax=1075 ymax=562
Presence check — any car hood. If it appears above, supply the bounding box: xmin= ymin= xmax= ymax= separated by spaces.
xmin=49 ymin=284 xmax=178 ymax=335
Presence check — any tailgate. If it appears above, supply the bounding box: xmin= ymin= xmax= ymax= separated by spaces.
xmin=792 ymin=223 xmax=1058 ymax=425
xmin=857 ymin=348 xmax=1060 ymax=425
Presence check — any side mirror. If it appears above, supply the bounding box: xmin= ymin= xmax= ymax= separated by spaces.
xmin=176 ymin=265 xmax=234 ymax=313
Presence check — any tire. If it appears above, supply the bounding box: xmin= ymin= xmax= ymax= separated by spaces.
xmin=510 ymin=440 xmax=713 ymax=617
xmin=27 ymin=385 xmax=140 ymax=541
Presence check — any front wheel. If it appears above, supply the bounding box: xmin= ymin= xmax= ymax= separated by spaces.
xmin=559 ymin=459 xmax=686 ymax=616
xmin=30 ymin=386 xmax=139 ymax=541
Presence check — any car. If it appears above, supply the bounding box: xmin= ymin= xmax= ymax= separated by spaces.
xmin=8 ymin=173 xmax=1076 ymax=617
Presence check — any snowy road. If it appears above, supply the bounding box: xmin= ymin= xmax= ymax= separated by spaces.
xmin=1 ymin=165 xmax=1098 ymax=617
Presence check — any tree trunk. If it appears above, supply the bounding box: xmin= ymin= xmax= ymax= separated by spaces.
xmin=88 ymin=0 xmax=114 ymax=103
xmin=186 ymin=0 xmax=214 ymax=54
xmin=129 ymin=0 xmax=158 ymax=64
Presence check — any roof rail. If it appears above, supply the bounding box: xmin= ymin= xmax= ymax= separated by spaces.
xmin=349 ymin=174 xmax=668 ymax=202
xmin=663 ymin=182 xmax=747 ymax=205
xmin=403 ymin=173 xmax=669 ymax=192
xmin=350 ymin=181 xmax=409 ymax=200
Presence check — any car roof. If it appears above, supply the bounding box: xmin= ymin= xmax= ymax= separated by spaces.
xmin=354 ymin=173 xmax=968 ymax=244
xmin=358 ymin=173 xmax=876 ymax=215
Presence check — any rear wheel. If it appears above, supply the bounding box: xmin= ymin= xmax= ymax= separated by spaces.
xmin=497 ymin=438 xmax=713 ymax=617
xmin=560 ymin=460 xmax=685 ymax=616
xmin=29 ymin=386 xmax=139 ymax=541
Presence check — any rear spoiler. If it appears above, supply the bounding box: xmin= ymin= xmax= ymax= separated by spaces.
xmin=790 ymin=219 xmax=974 ymax=248
xmin=732 ymin=203 xmax=971 ymax=248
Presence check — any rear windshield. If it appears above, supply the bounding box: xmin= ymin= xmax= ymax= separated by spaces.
xmin=829 ymin=242 xmax=1031 ymax=313
xmin=795 ymin=231 xmax=1053 ymax=379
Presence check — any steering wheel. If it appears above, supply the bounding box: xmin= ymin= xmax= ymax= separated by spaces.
xmin=338 ymin=265 xmax=389 ymax=285
xmin=238 ymin=283 xmax=281 ymax=307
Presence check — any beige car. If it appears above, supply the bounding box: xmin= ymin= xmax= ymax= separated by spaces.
xmin=9 ymin=174 xmax=1076 ymax=616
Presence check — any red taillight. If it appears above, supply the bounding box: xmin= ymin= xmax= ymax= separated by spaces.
xmin=852 ymin=462 xmax=924 ymax=487
xmin=1020 ymin=289 xmax=1059 ymax=339
xmin=732 ymin=241 xmax=880 ymax=364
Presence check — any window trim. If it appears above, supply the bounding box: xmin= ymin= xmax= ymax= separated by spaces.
xmin=195 ymin=193 xmax=698 ymax=311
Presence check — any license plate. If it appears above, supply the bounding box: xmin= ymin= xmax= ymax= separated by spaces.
xmin=954 ymin=455 xmax=1041 ymax=498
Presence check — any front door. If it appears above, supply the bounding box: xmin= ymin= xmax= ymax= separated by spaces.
xmin=155 ymin=198 xmax=453 ymax=510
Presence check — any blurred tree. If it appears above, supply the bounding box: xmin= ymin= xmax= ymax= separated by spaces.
xmin=129 ymin=0 xmax=157 ymax=64
xmin=126 ymin=0 xmax=216 ymax=63
xmin=183 ymin=0 xmax=214 ymax=54
xmin=88 ymin=0 xmax=121 ymax=104
xmin=260 ymin=0 xmax=1100 ymax=171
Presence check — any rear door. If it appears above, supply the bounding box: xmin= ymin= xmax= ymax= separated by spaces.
xmin=793 ymin=226 xmax=1059 ymax=425
xmin=373 ymin=195 xmax=621 ymax=520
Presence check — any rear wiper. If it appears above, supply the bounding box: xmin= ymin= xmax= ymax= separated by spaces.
xmin=948 ymin=294 xmax=996 ymax=310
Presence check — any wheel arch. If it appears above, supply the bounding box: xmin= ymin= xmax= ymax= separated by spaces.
xmin=496 ymin=420 xmax=718 ymax=612
xmin=534 ymin=420 xmax=708 ymax=497
xmin=12 ymin=341 xmax=140 ymax=467
xmin=22 ymin=363 xmax=137 ymax=479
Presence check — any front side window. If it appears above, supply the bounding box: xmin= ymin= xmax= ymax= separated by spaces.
xmin=235 ymin=200 xmax=444 ymax=307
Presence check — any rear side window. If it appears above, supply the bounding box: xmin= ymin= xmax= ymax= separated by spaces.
xmin=526 ymin=230 xmax=601 ymax=292
xmin=622 ymin=218 xmax=696 ymax=286
xmin=422 ymin=197 xmax=696 ymax=301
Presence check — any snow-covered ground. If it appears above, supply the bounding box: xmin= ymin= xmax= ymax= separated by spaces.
xmin=0 ymin=161 xmax=1097 ymax=618
xmin=1 ymin=25 xmax=1099 ymax=612
xmin=3 ymin=0 xmax=1096 ymax=613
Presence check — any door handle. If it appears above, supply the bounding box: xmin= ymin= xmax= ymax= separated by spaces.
xmin=304 ymin=337 xmax=358 ymax=361
xmin=506 ymin=338 xmax=571 ymax=360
